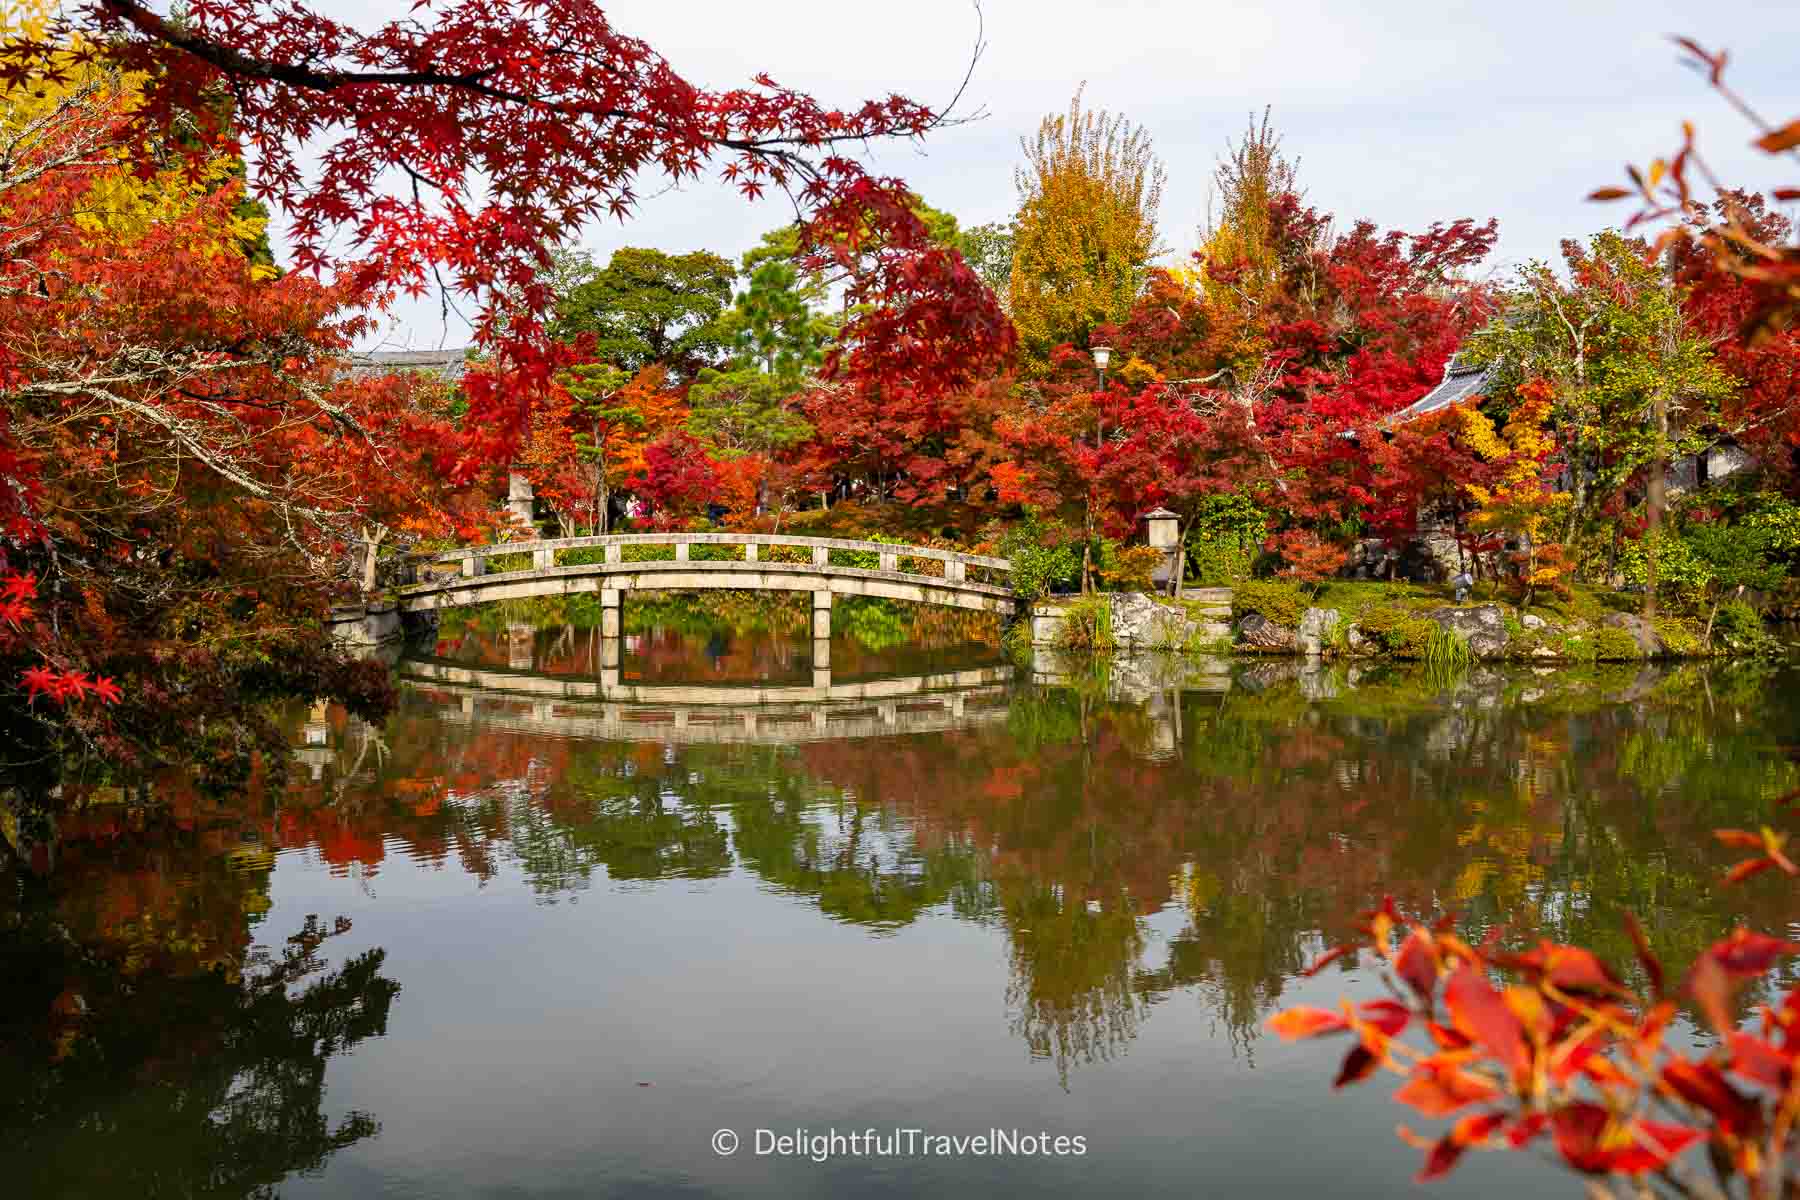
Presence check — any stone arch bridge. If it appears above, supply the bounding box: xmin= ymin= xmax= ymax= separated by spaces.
xmin=322 ymin=532 xmax=1017 ymax=676
xmin=391 ymin=533 xmax=1012 ymax=615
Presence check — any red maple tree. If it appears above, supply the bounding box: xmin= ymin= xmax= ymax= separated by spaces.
xmin=13 ymin=0 xmax=1012 ymax=478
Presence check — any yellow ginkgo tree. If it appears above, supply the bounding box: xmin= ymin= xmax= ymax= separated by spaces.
xmin=1459 ymin=378 xmax=1573 ymax=607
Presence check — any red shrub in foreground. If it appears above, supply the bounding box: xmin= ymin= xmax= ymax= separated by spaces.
xmin=1272 ymin=791 xmax=1800 ymax=1197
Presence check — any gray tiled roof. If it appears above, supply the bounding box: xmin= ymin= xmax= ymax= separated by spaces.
xmin=348 ymin=349 xmax=473 ymax=381
xmin=1383 ymin=352 xmax=1492 ymax=428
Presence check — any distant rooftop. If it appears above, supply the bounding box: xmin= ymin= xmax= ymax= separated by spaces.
xmin=1384 ymin=352 xmax=1493 ymax=429
xmin=348 ymin=348 xmax=473 ymax=381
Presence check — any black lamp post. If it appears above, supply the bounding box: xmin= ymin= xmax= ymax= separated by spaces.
xmin=1091 ymin=346 xmax=1112 ymax=449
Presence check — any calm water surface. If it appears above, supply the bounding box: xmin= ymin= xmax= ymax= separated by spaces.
xmin=5 ymin=597 xmax=1800 ymax=1199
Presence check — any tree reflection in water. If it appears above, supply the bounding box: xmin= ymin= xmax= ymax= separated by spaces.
xmin=9 ymin=642 xmax=1798 ymax=1179
xmin=0 ymin=856 xmax=398 ymax=1198
xmin=275 ymin=653 xmax=1800 ymax=1089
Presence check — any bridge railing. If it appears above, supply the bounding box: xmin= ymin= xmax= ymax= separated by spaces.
xmin=388 ymin=533 xmax=1013 ymax=591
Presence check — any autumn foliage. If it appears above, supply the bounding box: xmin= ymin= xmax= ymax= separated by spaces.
xmin=1273 ymin=786 xmax=1800 ymax=1195
xmin=3 ymin=0 xmax=1013 ymax=477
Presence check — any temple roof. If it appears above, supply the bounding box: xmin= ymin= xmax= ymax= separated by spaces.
xmin=348 ymin=348 xmax=472 ymax=381
xmin=1383 ymin=352 xmax=1493 ymax=428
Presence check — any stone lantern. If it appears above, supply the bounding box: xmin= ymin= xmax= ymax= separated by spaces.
xmin=1144 ymin=507 xmax=1180 ymax=590
xmin=506 ymin=469 xmax=536 ymax=529
xmin=1143 ymin=508 xmax=1179 ymax=551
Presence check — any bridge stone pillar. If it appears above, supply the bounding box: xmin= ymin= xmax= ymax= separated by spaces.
xmin=601 ymin=588 xmax=621 ymax=638
xmin=600 ymin=634 xmax=620 ymax=669
xmin=302 ymin=699 xmax=330 ymax=748
xmin=507 ymin=623 xmax=534 ymax=670
xmin=533 ymin=546 xmax=555 ymax=569
xmin=812 ymin=589 xmax=832 ymax=639
xmin=811 ymin=545 xmax=829 ymax=567
xmin=812 ymin=667 xmax=832 ymax=696
xmin=1146 ymin=690 xmax=1179 ymax=761
xmin=744 ymin=542 xmax=759 ymax=563
xmin=945 ymin=559 xmax=966 ymax=583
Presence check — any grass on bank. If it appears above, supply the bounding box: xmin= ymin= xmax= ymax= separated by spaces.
xmin=1231 ymin=577 xmax=1662 ymax=624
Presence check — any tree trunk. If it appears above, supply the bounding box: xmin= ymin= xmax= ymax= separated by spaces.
xmin=1643 ymin=388 xmax=1668 ymax=622
xmin=1171 ymin=519 xmax=1187 ymax=599
xmin=1703 ymin=584 xmax=1743 ymax=650
xmin=359 ymin=524 xmax=388 ymax=593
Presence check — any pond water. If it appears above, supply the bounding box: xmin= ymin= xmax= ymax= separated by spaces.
xmin=4 ymin=594 xmax=1800 ymax=1199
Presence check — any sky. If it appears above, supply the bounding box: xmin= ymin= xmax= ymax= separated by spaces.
xmin=329 ymin=0 xmax=1800 ymax=351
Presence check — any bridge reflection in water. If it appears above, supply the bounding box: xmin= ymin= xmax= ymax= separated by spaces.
xmin=397 ymin=658 xmax=1018 ymax=744
xmin=289 ymin=649 xmax=1243 ymax=781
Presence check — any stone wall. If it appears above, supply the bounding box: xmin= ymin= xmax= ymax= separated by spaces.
xmin=1031 ymin=590 xmax=1234 ymax=650
xmin=326 ymin=601 xmax=403 ymax=647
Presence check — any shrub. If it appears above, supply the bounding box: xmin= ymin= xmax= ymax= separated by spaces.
xmin=1652 ymin=616 xmax=1703 ymax=656
xmin=762 ymin=543 xmax=813 ymax=564
xmin=1591 ymin=626 xmax=1645 ymax=661
xmin=1558 ymin=633 xmax=1598 ymax=663
xmin=1095 ymin=541 xmax=1166 ymax=592
xmin=1354 ymin=605 xmax=1437 ymax=658
xmin=1713 ymin=598 xmax=1780 ymax=656
xmin=829 ymin=532 xmax=945 ymax=574
xmin=998 ymin=514 xmax=1081 ymax=603
xmin=1231 ymin=580 xmax=1307 ymax=628
xmin=831 ymin=532 xmax=899 ymax=569
xmin=1183 ymin=492 xmax=1267 ymax=585
xmin=1185 ymin=536 xmax=1256 ymax=586
xmin=486 ymin=551 xmax=532 ymax=573
xmin=1267 ymin=528 xmax=1347 ymax=587
xmin=1054 ymin=594 xmax=1114 ymax=652
xmin=621 ymin=543 xmax=675 ymax=562
xmin=689 ymin=542 xmax=743 ymax=561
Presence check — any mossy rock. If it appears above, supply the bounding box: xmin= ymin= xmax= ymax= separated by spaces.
xmin=1506 ymin=626 xmax=1562 ymax=660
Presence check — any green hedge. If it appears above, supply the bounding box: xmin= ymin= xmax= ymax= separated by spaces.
xmin=1230 ymin=580 xmax=1307 ymax=628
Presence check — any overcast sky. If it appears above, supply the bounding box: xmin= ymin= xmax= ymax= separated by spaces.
xmin=332 ymin=0 xmax=1800 ymax=351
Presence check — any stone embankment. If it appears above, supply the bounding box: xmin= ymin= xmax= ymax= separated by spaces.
xmin=1031 ymin=587 xmax=1744 ymax=662
xmin=1031 ymin=590 xmax=1233 ymax=651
